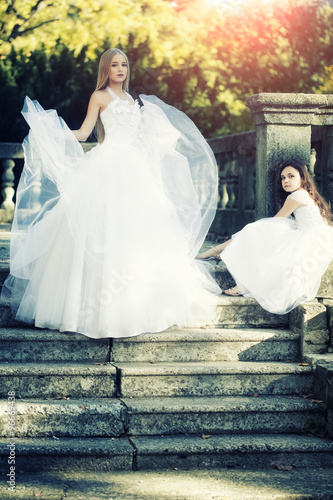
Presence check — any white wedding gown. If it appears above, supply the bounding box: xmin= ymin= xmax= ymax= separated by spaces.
xmin=3 ymin=89 xmax=221 ymax=338
xmin=221 ymin=189 xmax=333 ymax=314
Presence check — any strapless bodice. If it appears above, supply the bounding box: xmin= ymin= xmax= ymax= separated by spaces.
xmin=100 ymin=98 xmax=143 ymax=145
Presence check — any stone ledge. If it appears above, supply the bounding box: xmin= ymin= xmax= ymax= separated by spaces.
xmin=245 ymin=93 xmax=333 ymax=126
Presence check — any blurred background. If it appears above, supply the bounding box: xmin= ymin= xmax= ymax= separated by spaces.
xmin=0 ymin=0 xmax=332 ymax=143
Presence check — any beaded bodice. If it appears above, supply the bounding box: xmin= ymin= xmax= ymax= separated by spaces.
xmin=289 ymin=190 xmax=323 ymax=230
xmin=100 ymin=87 xmax=143 ymax=147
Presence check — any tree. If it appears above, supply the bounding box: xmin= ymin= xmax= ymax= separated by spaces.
xmin=1 ymin=0 xmax=333 ymax=142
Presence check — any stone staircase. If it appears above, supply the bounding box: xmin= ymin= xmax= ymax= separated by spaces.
xmin=0 ymin=232 xmax=333 ymax=476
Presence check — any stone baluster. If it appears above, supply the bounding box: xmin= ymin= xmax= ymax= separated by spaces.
xmin=1 ymin=159 xmax=15 ymax=212
xmin=30 ymin=167 xmax=42 ymax=211
xmin=218 ymin=172 xmax=229 ymax=209
xmin=216 ymin=153 xmax=229 ymax=209
xmin=309 ymin=148 xmax=317 ymax=179
xmin=244 ymin=160 xmax=256 ymax=211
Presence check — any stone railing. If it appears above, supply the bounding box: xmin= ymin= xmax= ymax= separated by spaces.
xmin=207 ymin=131 xmax=256 ymax=240
xmin=1 ymin=93 xmax=333 ymax=236
xmin=0 ymin=142 xmax=95 ymax=224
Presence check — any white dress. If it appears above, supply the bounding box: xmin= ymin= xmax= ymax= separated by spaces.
xmin=3 ymin=88 xmax=221 ymax=338
xmin=221 ymin=189 xmax=333 ymax=314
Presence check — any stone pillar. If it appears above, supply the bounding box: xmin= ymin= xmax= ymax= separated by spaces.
xmin=245 ymin=93 xmax=333 ymax=218
xmin=323 ymin=125 xmax=333 ymax=205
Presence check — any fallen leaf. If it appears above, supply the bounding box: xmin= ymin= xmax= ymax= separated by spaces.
xmin=302 ymin=393 xmax=314 ymax=399
xmin=201 ymin=434 xmax=211 ymax=439
xmin=298 ymin=363 xmax=309 ymax=366
xmin=270 ymin=462 xmax=293 ymax=471
xmin=33 ymin=493 xmax=41 ymax=497
xmin=82 ymin=404 xmax=86 ymax=410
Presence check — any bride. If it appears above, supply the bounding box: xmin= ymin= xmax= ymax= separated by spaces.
xmin=2 ymin=48 xmax=221 ymax=339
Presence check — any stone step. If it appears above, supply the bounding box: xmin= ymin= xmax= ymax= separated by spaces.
xmin=0 ymin=396 xmax=324 ymax=438
xmin=1 ymin=434 xmax=332 ymax=473
xmin=0 ymin=326 xmax=299 ymax=363
xmin=0 ymin=327 xmax=110 ymax=363
xmin=0 ymin=295 xmax=289 ymax=330
xmin=131 ymin=433 xmax=333 ymax=471
xmin=116 ymin=361 xmax=314 ymax=398
xmin=0 ymin=361 xmax=313 ymax=400
xmin=0 ymin=297 xmax=22 ymax=328
xmin=0 ymin=263 xmax=8 ymax=289
xmin=0 ymin=437 xmax=134 ymax=473
xmin=122 ymin=395 xmax=324 ymax=436
xmin=0 ymin=362 xmax=117 ymax=399
xmin=112 ymin=328 xmax=300 ymax=363
xmin=216 ymin=295 xmax=289 ymax=328
xmin=0 ymin=398 xmax=127 ymax=438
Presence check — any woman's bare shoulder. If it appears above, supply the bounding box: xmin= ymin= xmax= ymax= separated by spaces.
xmin=87 ymin=90 xmax=112 ymax=111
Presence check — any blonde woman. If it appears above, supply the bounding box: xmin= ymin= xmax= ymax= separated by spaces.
xmin=3 ymin=48 xmax=221 ymax=339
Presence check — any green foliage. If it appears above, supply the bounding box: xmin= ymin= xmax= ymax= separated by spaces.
xmin=0 ymin=0 xmax=333 ymax=141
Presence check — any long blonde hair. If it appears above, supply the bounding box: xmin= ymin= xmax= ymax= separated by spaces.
xmin=95 ymin=48 xmax=130 ymax=142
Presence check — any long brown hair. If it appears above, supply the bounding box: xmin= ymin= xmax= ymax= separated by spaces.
xmin=277 ymin=158 xmax=332 ymax=222
xmin=95 ymin=48 xmax=130 ymax=143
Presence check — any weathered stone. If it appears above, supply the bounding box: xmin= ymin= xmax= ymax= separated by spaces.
xmin=0 ymin=399 xmax=127 ymax=438
xmin=327 ymin=412 xmax=333 ymax=438
xmin=0 ymin=328 xmax=110 ymax=363
xmin=303 ymin=329 xmax=329 ymax=346
xmin=0 ymin=437 xmax=134 ymax=473
xmin=245 ymin=93 xmax=333 ymax=127
xmin=317 ymin=261 xmax=333 ymax=298
xmin=2 ymin=469 xmax=333 ymax=500
xmin=132 ymin=433 xmax=333 ymax=471
xmin=116 ymin=361 xmax=314 ymax=398
xmin=313 ymin=362 xmax=333 ymax=438
xmin=290 ymin=302 xmax=329 ymax=356
xmin=121 ymin=395 xmax=324 ymax=437
xmin=245 ymin=93 xmax=333 ymax=218
xmin=112 ymin=328 xmax=299 ymax=363
xmin=0 ymin=297 xmax=23 ymax=328
xmin=290 ymin=302 xmax=327 ymax=332
xmin=325 ymin=303 xmax=333 ymax=349
xmin=217 ymin=296 xmax=289 ymax=329
xmin=0 ymin=363 xmax=117 ymax=399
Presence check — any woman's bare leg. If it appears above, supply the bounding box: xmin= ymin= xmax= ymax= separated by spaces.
xmin=196 ymin=239 xmax=232 ymax=260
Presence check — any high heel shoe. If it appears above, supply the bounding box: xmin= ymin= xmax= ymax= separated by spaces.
xmin=224 ymin=286 xmax=242 ymax=296
xmin=196 ymin=255 xmax=220 ymax=262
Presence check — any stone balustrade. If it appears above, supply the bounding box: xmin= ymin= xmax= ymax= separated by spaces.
xmin=1 ymin=93 xmax=333 ymax=236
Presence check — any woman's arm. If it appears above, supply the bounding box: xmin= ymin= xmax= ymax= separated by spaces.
xmin=274 ymin=197 xmax=305 ymax=218
xmin=71 ymin=92 xmax=103 ymax=142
